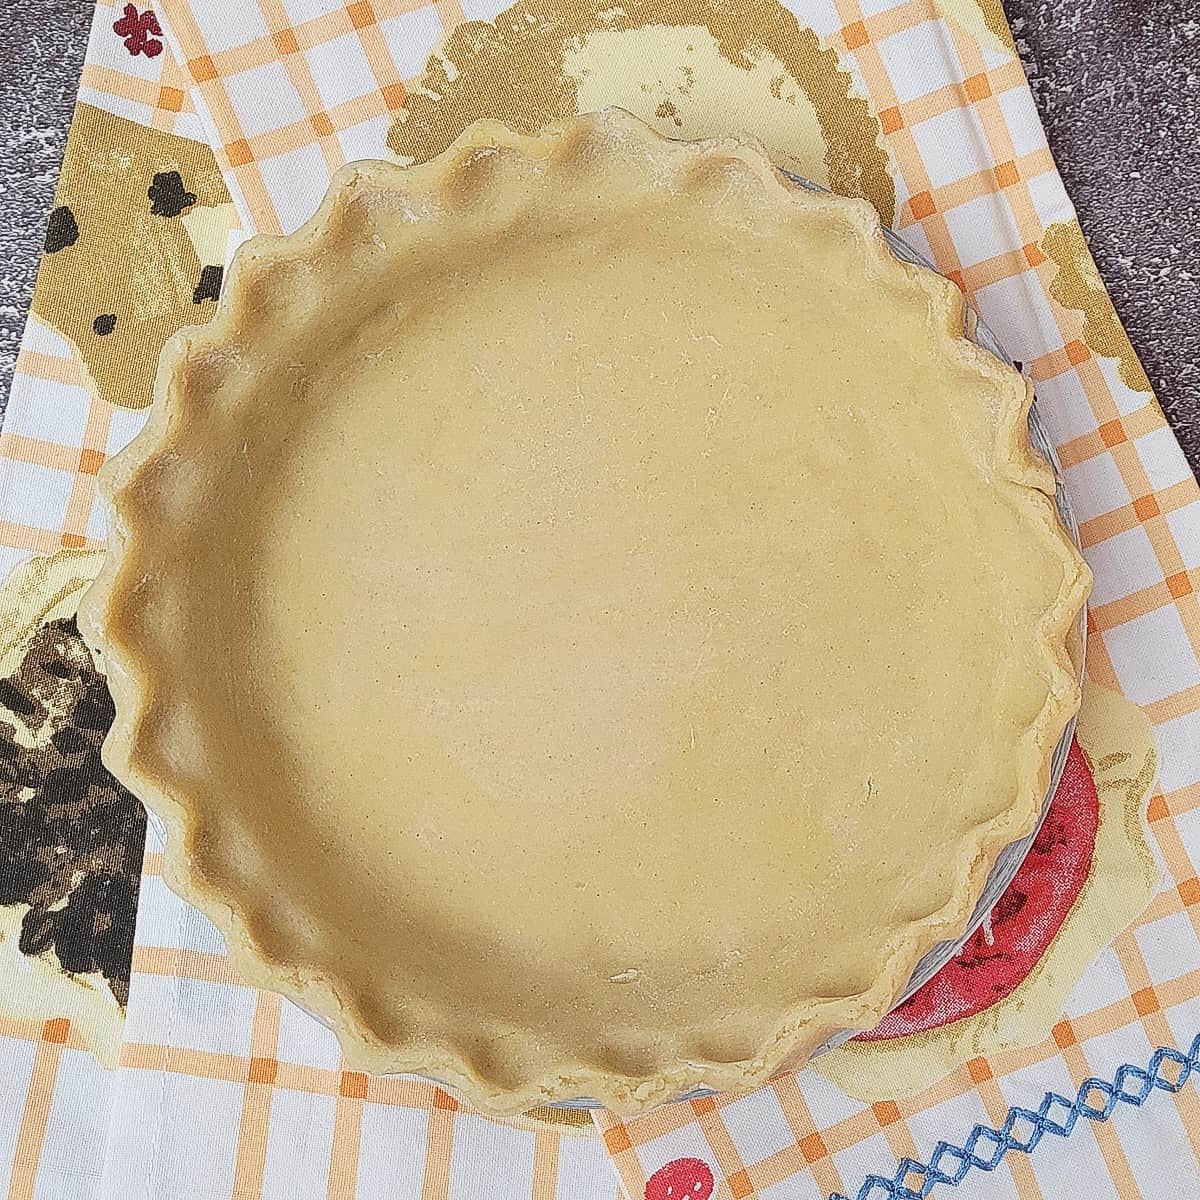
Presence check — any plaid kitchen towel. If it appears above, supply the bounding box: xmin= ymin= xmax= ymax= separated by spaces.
xmin=2 ymin=0 xmax=1200 ymax=1197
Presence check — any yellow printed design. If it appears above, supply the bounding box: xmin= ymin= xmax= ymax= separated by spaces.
xmin=1042 ymin=219 xmax=1154 ymax=396
xmin=390 ymin=0 xmax=896 ymax=223
xmin=934 ymin=0 xmax=1017 ymax=57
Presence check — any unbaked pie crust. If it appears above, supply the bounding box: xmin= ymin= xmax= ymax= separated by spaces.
xmin=79 ymin=109 xmax=1090 ymax=1116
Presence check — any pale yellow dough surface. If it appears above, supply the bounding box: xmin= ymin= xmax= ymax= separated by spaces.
xmin=81 ymin=110 xmax=1089 ymax=1115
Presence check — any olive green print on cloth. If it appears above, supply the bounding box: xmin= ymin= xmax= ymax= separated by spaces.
xmin=32 ymin=103 xmax=232 ymax=411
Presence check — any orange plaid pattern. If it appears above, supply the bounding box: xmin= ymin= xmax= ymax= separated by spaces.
xmin=91 ymin=851 xmax=623 ymax=1198
xmin=0 ymin=1012 xmax=114 ymax=1198
xmin=0 ymin=321 xmax=114 ymax=582
xmin=2 ymin=0 xmax=1199 ymax=1196
xmin=158 ymin=0 xmax=451 ymax=233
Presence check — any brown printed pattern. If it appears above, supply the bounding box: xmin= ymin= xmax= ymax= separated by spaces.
xmin=0 ymin=613 xmax=144 ymax=1008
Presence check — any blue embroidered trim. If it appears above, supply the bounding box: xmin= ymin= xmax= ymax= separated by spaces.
xmin=831 ymin=1034 xmax=1200 ymax=1200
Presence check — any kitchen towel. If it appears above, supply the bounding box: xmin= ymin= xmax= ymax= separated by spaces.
xmin=2 ymin=1 xmax=1199 ymax=1197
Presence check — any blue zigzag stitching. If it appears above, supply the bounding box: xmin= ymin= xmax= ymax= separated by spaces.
xmin=829 ymin=1033 xmax=1200 ymax=1200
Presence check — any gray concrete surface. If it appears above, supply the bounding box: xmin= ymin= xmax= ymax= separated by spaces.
xmin=0 ymin=1 xmax=92 ymax=394
xmin=0 ymin=0 xmax=1197 ymax=467
xmin=1008 ymin=0 xmax=1198 ymax=463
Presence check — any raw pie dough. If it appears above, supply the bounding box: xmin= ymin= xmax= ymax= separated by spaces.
xmin=80 ymin=110 xmax=1090 ymax=1115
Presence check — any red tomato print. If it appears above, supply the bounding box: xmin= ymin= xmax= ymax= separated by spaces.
xmin=645 ymin=1158 xmax=715 ymax=1200
xmin=861 ymin=739 xmax=1098 ymax=1039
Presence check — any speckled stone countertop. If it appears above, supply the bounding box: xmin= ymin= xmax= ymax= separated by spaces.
xmin=1 ymin=0 xmax=1197 ymax=467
